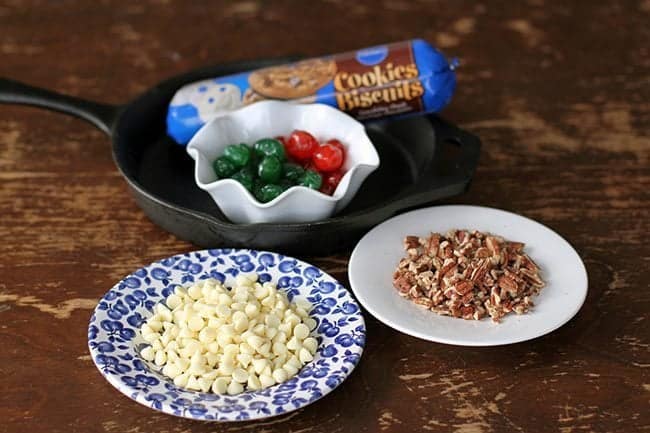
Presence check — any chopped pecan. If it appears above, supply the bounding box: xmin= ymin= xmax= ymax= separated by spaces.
xmin=414 ymin=297 xmax=433 ymax=308
xmin=521 ymin=254 xmax=540 ymax=272
xmin=507 ymin=241 xmax=525 ymax=253
xmin=485 ymin=236 xmax=501 ymax=256
xmin=425 ymin=233 xmax=440 ymax=257
xmin=497 ymin=276 xmax=518 ymax=295
xmin=393 ymin=229 xmax=545 ymax=323
xmin=460 ymin=291 xmax=475 ymax=304
xmin=393 ymin=275 xmax=412 ymax=293
xmin=407 ymin=247 xmax=420 ymax=258
xmin=439 ymin=258 xmax=457 ymax=277
xmin=404 ymin=235 xmax=420 ymax=250
xmin=460 ymin=305 xmax=475 ymax=319
xmin=470 ymin=260 xmax=489 ymax=283
xmin=455 ymin=280 xmax=474 ymax=295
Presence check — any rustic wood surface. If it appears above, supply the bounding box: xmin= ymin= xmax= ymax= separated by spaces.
xmin=1 ymin=1 xmax=649 ymax=432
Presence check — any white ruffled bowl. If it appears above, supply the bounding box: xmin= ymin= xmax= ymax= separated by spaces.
xmin=186 ymin=101 xmax=380 ymax=224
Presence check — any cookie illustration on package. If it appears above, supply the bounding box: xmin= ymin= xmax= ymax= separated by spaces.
xmin=248 ymin=59 xmax=337 ymax=99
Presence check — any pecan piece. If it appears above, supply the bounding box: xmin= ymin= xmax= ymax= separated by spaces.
xmin=393 ymin=275 xmax=412 ymax=294
xmin=485 ymin=236 xmax=501 ymax=256
xmin=425 ymin=233 xmax=440 ymax=257
xmin=507 ymin=241 xmax=525 ymax=253
xmin=414 ymin=297 xmax=433 ymax=308
xmin=498 ymin=275 xmax=519 ymax=296
xmin=404 ymin=235 xmax=420 ymax=250
xmin=455 ymin=280 xmax=474 ymax=295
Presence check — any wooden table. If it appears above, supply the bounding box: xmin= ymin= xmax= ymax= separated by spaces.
xmin=1 ymin=1 xmax=648 ymax=432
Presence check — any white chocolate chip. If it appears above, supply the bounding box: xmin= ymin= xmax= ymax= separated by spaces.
xmin=303 ymin=337 xmax=318 ymax=354
xmin=244 ymin=303 xmax=259 ymax=318
xmin=227 ymin=380 xmax=244 ymax=395
xmin=139 ymin=274 xmax=315 ymax=395
xmin=188 ymin=315 xmax=205 ymax=332
xmin=283 ymin=363 xmax=299 ymax=377
xmin=173 ymin=372 xmax=189 ymax=387
xmin=247 ymin=374 xmax=261 ymax=390
xmin=148 ymin=320 xmax=163 ymax=332
xmin=252 ymin=358 xmax=268 ymax=375
xmin=299 ymin=347 xmax=314 ymax=364
xmin=293 ymin=323 xmax=310 ymax=340
xmin=272 ymin=341 xmax=287 ymax=356
xmin=166 ymin=294 xmax=182 ymax=310
xmin=154 ymin=350 xmax=167 ymax=366
xmin=187 ymin=284 xmax=202 ymax=300
xmin=212 ymin=377 xmax=229 ymax=394
xmin=232 ymin=368 xmax=249 ymax=383
xmin=287 ymin=355 xmax=302 ymax=369
xmin=304 ymin=318 xmax=317 ymax=331
xmin=140 ymin=346 xmax=155 ymax=361
xmin=272 ymin=368 xmax=288 ymax=383
xmin=162 ymin=363 xmax=181 ymax=379
xmin=259 ymin=374 xmax=275 ymax=388
xmin=236 ymin=353 xmax=252 ymax=368
xmin=198 ymin=377 xmax=212 ymax=393
xmin=286 ymin=336 xmax=301 ymax=351
xmin=186 ymin=375 xmax=201 ymax=391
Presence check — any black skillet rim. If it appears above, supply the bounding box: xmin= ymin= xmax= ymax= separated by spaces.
xmin=109 ymin=59 xmax=479 ymax=232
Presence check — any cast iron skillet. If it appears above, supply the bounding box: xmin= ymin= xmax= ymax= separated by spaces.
xmin=0 ymin=59 xmax=480 ymax=255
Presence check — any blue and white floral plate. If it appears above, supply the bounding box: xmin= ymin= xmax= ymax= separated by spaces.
xmin=88 ymin=249 xmax=365 ymax=421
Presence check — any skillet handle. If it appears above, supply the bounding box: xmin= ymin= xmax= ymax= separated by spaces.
xmin=0 ymin=77 xmax=119 ymax=135
xmin=429 ymin=115 xmax=481 ymax=188
xmin=388 ymin=115 xmax=481 ymax=210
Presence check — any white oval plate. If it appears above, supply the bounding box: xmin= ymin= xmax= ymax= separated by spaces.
xmin=348 ymin=205 xmax=588 ymax=346
xmin=88 ymin=249 xmax=365 ymax=421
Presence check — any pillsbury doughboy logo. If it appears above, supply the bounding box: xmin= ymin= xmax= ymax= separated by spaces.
xmin=191 ymin=81 xmax=243 ymax=119
xmin=167 ymin=80 xmax=244 ymax=144
xmin=355 ymin=45 xmax=389 ymax=66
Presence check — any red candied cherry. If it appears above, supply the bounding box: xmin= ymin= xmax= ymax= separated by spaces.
xmin=302 ymin=160 xmax=318 ymax=171
xmin=275 ymin=136 xmax=288 ymax=147
xmin=286 ymin=130 xmax=319 ymax=161
xmin=312 ymin=143 xmax=343 ymax=172
xmin=325 ymin=139 xmax=345 ymax=156
xmin=320 ymin=170 xmax=344 ymax=195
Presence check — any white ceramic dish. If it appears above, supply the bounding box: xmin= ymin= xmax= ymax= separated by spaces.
xmin=186 ymin=101 xmax=380 ymax=224
xmin=348 ymin=205 xmax=588 ymax=346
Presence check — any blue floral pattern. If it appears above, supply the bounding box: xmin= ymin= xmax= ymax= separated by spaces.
xmin=88 ymin=249 xmax=365 ymax=421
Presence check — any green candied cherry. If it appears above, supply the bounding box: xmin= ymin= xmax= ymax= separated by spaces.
xmin=258 ymin=156 xmax=282 ymax=183
xmin=213 ymin=156 xmax=237 ymax=179
xmin=247 ymin=148 xmax=261 ymax=168
xmin=254 ymin=138 xmax=286 ymax=161
xmin=223 ymin=143 xmax=251 ymax=168
xmin=300 ymin=169 xmax=322 ymax=190
xmin=231 ymin=169 xmax=254 ymax=192
xmin=283 ymin=162 xmax=304 ymax=183
xmin=252 ymin=178 xmax=264 ymax=194
xmin=255 ymin=184 xmax=285 ymax=203
xmin=279 ymin=179 xmax=294 ymax=191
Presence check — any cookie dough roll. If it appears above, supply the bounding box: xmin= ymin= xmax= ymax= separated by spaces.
xmin=167 ymin=39 xmax=457 ymax=145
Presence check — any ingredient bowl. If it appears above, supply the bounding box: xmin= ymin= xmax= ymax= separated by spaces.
xmin=186 ymin=101 xmax=380 ymax=224
xmin=88 ymin=249 xmax=365 ymax=421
